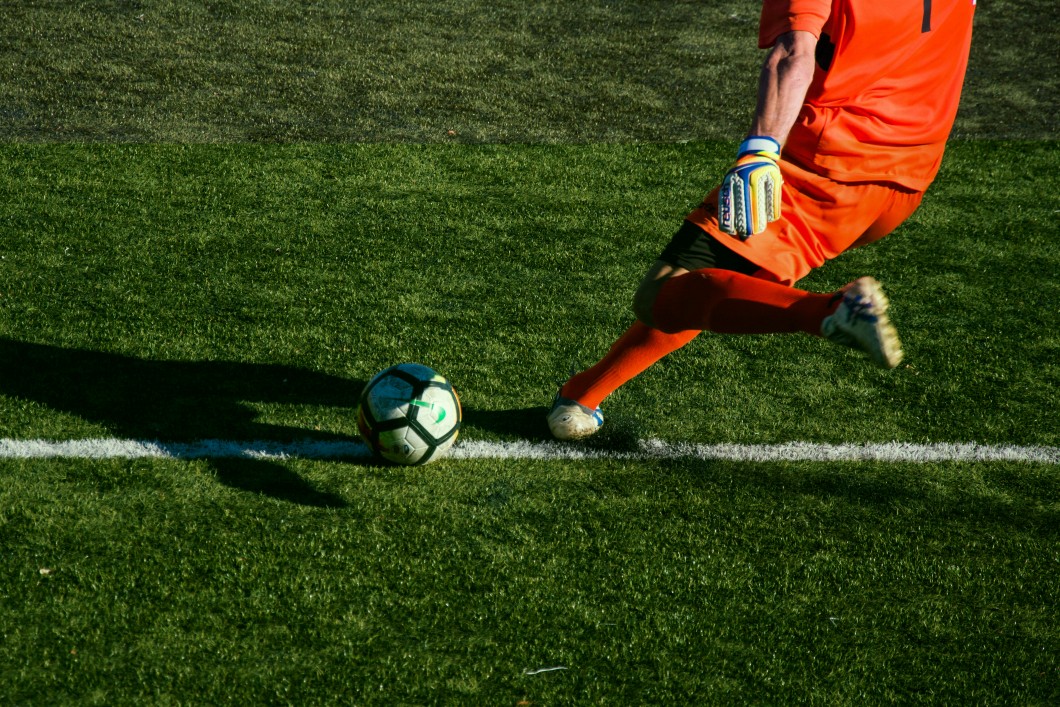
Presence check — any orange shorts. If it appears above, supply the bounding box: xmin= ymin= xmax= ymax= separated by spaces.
xmin=681 ymin=157 xmax=924 ymax=286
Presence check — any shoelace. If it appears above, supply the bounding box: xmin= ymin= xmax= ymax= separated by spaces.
xmin=843 ymin=293 xmax=879 ymax=324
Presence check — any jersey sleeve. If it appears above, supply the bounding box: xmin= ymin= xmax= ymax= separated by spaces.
xmin=759 ymin=0 xmax=832 ymax=48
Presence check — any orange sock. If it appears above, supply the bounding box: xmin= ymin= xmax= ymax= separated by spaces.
xmin=561 ymin=270 xmax=838 ymax=410
xmin=561 ymin=321 xmax=699 ymax=410
xmin=653 ymin=268 xmax=839 ymax=335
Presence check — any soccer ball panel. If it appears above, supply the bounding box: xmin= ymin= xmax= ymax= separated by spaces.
xmin=376 ymin=424 xmax=434 ymax=465
xmin=408 ymin=384 xmax=461 ymax=441
xmin=360 ymin=372 xmax=413 ymax=423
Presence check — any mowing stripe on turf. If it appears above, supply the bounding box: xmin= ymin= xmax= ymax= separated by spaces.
xmin=1 ymin=438 xmax=1058 ymax=463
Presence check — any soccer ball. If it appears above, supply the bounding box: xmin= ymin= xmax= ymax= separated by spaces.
xmin=356 ymin=363 xmax=462 ymax=465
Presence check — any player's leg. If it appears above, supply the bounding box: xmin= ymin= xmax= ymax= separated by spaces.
xmin=549 ymin=172 xmax=919 ymax=440
xmin=645 ymin=248 xmax=904 ymax=369
xmin=547 ymin=259 xmax=697 ymax=441
xmin=559 ymin=259 xmax=695 ymax=410
xmin=648 ymin=267 xmax=841 ymax=335
xmin=683 ymin=167 xmax=923 ymax=368
xmin=549 ymin=225 xmax=759 ymax=441
xmin=547 ymin=312 xmax=699 ymax=441
xmin=559 ymin=247 xmax=836 ymax=410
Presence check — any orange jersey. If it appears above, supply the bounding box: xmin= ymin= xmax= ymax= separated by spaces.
xmin=760 ymin=0 xmax=976 ymax=189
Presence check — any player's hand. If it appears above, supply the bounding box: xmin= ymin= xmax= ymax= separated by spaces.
xmin=718 ymin=136 xmax=783 ymax=239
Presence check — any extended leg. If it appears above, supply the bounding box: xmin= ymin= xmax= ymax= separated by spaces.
xmin=547 ymin=262 xmax=698 ymax=441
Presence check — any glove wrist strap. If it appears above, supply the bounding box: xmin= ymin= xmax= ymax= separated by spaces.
xmin=738 ymin=135 xmax=781 ymax=157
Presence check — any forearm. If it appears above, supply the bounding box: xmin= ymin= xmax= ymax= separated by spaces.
xmin=749 ymin=30 xmax=818 ymax=148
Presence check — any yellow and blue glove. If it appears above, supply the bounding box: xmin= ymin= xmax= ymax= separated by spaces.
xmin=718 ymin=135 xmax=783 ymax=239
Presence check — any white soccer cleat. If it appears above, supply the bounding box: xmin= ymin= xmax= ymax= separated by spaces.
xmin=547 ymin=394 xmax=604 ymax=441
xmin=821 ymin=276 xmax=904 ymax=369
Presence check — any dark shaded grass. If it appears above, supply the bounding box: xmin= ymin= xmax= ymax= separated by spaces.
xmin=0 ymin=0 xmax=1055 ymax=143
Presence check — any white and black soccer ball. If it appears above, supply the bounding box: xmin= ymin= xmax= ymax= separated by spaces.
xmin=356 ymin=363 xmax=462 ymax=465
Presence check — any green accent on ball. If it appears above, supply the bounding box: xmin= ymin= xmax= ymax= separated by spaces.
xmin=410 ymin=399 xmax=446 ymax=424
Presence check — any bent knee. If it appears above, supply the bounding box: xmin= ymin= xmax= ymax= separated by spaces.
xmin=632 ymin=283 xmax=657 ymax=328
xmin=633 ymin=260 xmax=688 ymax=330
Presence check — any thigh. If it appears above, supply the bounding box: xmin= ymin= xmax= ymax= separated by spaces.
xmin=657 ymin=219 xmax=763 ymax=275
xmin=641 ymin=220 xmax=768 ymax=326
xmin=850 ymin=187 xmax=924 ymax=249
xmin=684 ymin=161 xmax=923 ymax=285
xmin=632 ymin=259 xmax=688 ymax=328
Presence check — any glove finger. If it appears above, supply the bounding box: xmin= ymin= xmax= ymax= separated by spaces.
xmin=718 ymin=178 xmax=739 ymax=235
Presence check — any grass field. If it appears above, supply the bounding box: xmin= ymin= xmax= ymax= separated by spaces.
xmin=1 ymin=1 xmax=1058 ymax=704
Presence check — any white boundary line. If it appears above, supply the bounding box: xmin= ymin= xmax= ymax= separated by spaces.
xmin=0 ymin=438 xmax=1057 ymax=464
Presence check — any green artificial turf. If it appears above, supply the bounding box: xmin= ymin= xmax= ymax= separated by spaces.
xmin=1 ymin=0 xmax=1057 ymax=703
xmin=2 ymin=453 xmax=1058 ymax=704
xmin=0 ymin=142 xmax=1057 ymax=704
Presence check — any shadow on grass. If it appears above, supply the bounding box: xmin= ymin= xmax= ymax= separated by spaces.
xmin=0 ymin=337 xmax=368 ymax=507
xmin=461 ymin=406 xmax=552 ymax=442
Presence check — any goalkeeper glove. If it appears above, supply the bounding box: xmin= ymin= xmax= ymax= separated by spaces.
xmin=718 ymin=135 xmax=783 ymax=239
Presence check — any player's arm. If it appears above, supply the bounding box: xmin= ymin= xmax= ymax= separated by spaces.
xmin=750 ymin=29 xmax=818 ymax=145
xmin=719 ymin=30 xmax=818 ymax=238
